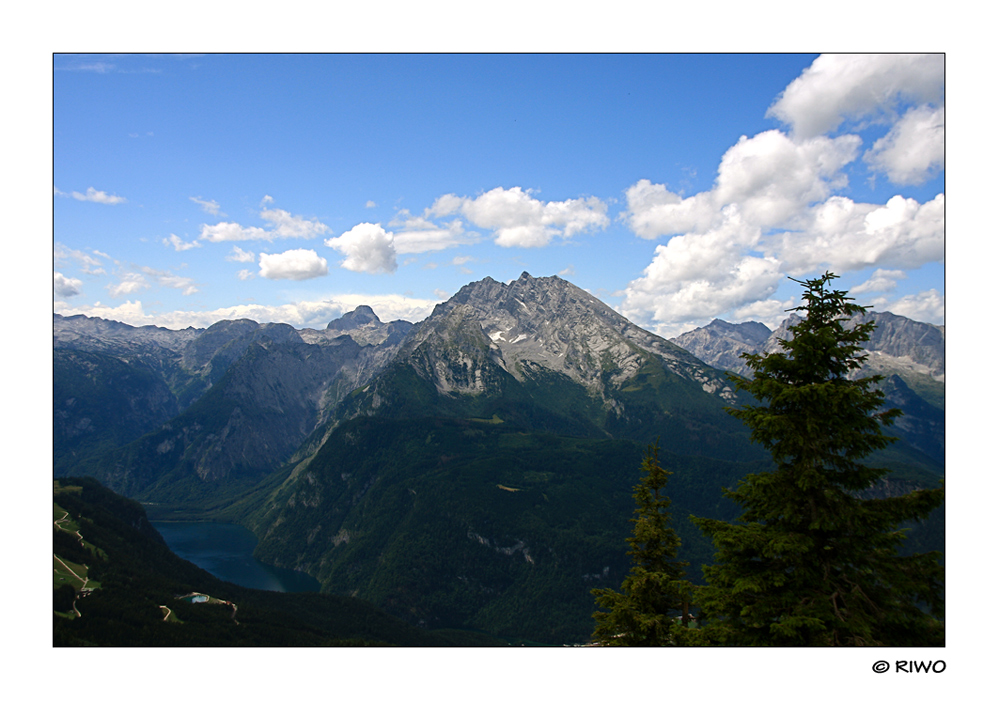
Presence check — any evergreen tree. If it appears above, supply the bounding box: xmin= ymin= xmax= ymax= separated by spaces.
xmin=689 ymin=272 xmax=944 ymax=646
xmin=591 ymin=442 xmax=691 ymax=645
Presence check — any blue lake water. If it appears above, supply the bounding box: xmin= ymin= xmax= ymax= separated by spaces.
xmin=152 ymin=521 xmax=321 ymax=593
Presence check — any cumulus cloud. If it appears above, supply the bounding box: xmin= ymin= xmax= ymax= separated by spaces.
xmin=226 ymin=246 xmax=256 ymax=263
xmin=324 ymin=223 xmax=397 ymax=273
xmin=625 ymin=131 xmax=860 ymax=240
xmin=883 ymin=289 xmax=944 ymax=326
xmin=200 ymin=221 xmax=271 ymax=242
xmin=619 ymin=54 xmax=944 ymax=335
xmin=190 ymin=196 xmax=223 ymax=216
xmin=863 ymin=104 xmax=944 ymax=185
xmin=767 ymin=54 xmax=944 ymax=139
xmin=163 ymin=233 xmax=202 ymax=251
xmin=772 ymin=194 xmax=944 ymax=275
xmin=54 ymin=272 xmax=83 ymax=297
xmin=200 ymin=206 xmax=330 ymax=243
xmin=427 ymin=187 xmax=608 ymax=248
xmin=621 ymin=206 xmax=784 ymax=336
xmin=258 ymin=249 xmax=329 ymax=280
xmin=71 ymin=187 xmax=126 ymax=205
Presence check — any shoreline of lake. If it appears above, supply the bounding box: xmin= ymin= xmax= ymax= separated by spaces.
xmin=152 ymin=520 xmax=321 ymax=594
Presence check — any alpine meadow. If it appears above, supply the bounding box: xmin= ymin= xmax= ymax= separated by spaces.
xmin=52 ymin=53 xmax=944 ymax=656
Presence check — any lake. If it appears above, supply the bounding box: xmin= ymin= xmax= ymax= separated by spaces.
xmin=152 ymin=521 xmax=321 ymax=593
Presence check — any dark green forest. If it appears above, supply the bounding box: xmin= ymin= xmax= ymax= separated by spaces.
xmin=53 ymin=477 xmax=505 ymax=646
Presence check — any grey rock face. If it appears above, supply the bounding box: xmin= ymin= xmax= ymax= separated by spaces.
xmin=669 ymin=319 xmax=773 ymax=378
xmin=394 ymin=272 xmax=734 ymax=402
xmin=53 ymin=308 xmax=414 ymax=495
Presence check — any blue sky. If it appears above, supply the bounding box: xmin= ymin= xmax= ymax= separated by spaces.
xmin=53 ymin=53 xmax=944 ymax=337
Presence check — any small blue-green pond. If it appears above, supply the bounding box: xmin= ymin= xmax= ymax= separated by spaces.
xmin=152 ymin=521 xmax=321 ymax=593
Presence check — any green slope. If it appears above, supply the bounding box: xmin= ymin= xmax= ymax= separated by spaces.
xmin=244 ymin=416 xmax=779 ymax=643
xmin=53 ymin=477 xmax=506 ymax=646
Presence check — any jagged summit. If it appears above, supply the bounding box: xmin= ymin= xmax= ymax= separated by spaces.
xmin=375 ymin=272 xmax=735 ymax=405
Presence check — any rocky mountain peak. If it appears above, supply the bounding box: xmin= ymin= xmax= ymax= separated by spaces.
xmin=315 ymin=305 xmax=413 ymax=347
xmin=327 ymin=305 xmax=381 ymax=332
xmin=395 ymin=273 xmax=734 ymax=401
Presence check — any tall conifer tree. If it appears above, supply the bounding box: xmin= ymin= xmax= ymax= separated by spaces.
xmin=690 ymin=273 xmax=944 ymax=646
xmin=591 ymin=442 xmax=691 ymax=645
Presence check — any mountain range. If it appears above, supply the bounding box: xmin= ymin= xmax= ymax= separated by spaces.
xmin=669 ymin=312 xmax=945 ymax=463
xmin=53 ymin=272 xmax=944 ymax=644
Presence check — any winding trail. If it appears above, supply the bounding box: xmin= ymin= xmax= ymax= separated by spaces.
xmin=54 ymin=507 xmax=90 ymax=618
xmin=53 ymin=554 xmax=88 ymax=618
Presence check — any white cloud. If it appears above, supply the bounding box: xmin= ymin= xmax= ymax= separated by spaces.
xmin=55 ymin=300 xmax=148 ymax=326
xmin=200 ymin=221 xmax=271 ymax=242
xmin=324 ymin=223 xmax=397 ymax=273
xmin=55 ymin=244 xmax=108 ymax=275
xmin=618 ymin=54 xmax=944 ymax=336
xmin=365 ymin=200 xmax=377 ymax=208
xmin=428 ymin=187 xmax=609 ymax=248
xmin=141 ymin=266 xmax=199 ymax=296
xmin=55 ymin=293 xmax=438 ymax=330
xmin=767 ymin=54 xmax=944 ymax=139
xmin=107 ymin=272 xmax=149 ymax=297
xmin=773 ymin=194 xmax=944 ymax=275
xmin=389 ymin=213 xmax=475 ymax=254
xmin=620 ymin=207 xmax=784 ymax=337
xmin=163 ymin=233 xmax=202 ymax=251
xmin=226 ymin=246 xmax=256 ymax=263
xmin=863 ymin=104 xmax=944 ymax=185
xmin=54 ymin=272 xmax=83 ymax=297
xmin=426 ymin=193 xmax=465 ymax=218
xmin=624 ymin=131 xmax=861 ymax=240
xmin=190 ymin=196 xmax=223 ymax=216
xmin=200 ymin=206 xmax=330 ymax=243
xmin=71 ymin=187 xmax=126 ymax=205
xmin=238 ymin=269 xmax=255 ymax=280
xmin=850 ymin=269 xmax=907 ymax=295
xmin=726 ymin=296 xmax=798 ymax=334
xmin=259 ymin=249 xmax=329 ymax=280
xmin=713 ymin=131 xmax=860 ymax=229
xmin=882 ymin=289 xmax=944 ymax=326
xmin=259 ymin=207 xmax=331 ymax=239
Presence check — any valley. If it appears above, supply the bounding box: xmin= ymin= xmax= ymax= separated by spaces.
xmin=53 ymin=272 xmax=945 ymax=645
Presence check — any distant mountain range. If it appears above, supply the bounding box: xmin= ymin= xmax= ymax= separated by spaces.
xmin=53 ymin=273 xmax=944 ymax=644
xmin=669 ymin=312 xmax=945 ymax=463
